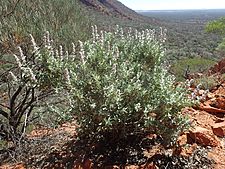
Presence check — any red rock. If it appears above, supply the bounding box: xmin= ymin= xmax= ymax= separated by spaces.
xmin=189 ymin=126 xmax=221 ymax=147
xmin=177 ymin=133 xmax=188 ymax=146
xmin=125 ymin=165 xmax=139 ymax=169
xmin=212 ymin=121 xmax=225 ymax=137
xmin=141 ymin=162 xmax=158 ymax=169
xmin=173 ymin=143 xmax=197 ymax=157
xmin=105 ymin=166 xmax=120 ymax=169
xmin=0 ymin=163 xmax=25 ymax=169
xmin=199 ymin=103 xmax=225 ymax=114
xmin=208 ymin=147 xmax=225 ymax=169
xmin=214 ymin=84 xmax=225 ymax=96
xmin=83 ymin=159 xmax=93 ymax=169
xmin=73 ymin=159 xmax=93 ymax=169
xmin=215 ymin=97 xmax=225 ymax=109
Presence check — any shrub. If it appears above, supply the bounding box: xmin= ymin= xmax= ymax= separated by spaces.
xmin=194 ymin=74 xmax=225 ymax=91
xmin=48 ymin=26 xmax=192 ymax=146
xmin=194 ymin=76 xmax=218 ymax=90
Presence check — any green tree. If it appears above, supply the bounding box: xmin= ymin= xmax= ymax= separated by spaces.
xmin=206 ymin=17 xmax=225 ymax=56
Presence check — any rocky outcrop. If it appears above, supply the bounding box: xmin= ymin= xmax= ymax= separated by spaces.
xmin=182 ymin=81 xmax=225 ymax=168
xmin=189 ymin=126 xmax=221 ymax=147
xmin=212 ymin=121 xmax=225 ymax=137
xmin=208 ymin=58 xmax=225 ymax=75
xmin=198 ymin=84 xmax=225 ymax=114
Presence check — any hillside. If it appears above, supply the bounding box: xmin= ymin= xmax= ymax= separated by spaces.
xmin=1 ymin=0 xmax=222 ymax=63
xmin=78 ymin=0 xmax=160 ymax=29
xmin=80 ymin=0 xmax=152 ymax=22
xmin=78 ymin=0 xmax=224 ymax=63
xmin=139 ymin=10 xmax=224 ymax=61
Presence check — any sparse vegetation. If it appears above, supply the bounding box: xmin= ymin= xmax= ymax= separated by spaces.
xmin=0 ymin=0 xmax=91 ymax=54
xmin=140 ymin=10 xmax=224 ymax=60
xmin=195 ymin=76 xmax=219 ymax=90
xmin=171 ymin=58 xmax=216 ymax=80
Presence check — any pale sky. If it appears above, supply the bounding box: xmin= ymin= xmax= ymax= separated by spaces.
xmin=118 ymin=0 xmax=225 ymax=10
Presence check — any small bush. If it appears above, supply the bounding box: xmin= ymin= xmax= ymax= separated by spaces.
xmin=194 ymin=76 xmax=218 ymax=90
xmin=171 ymin=58 xmax=216 ymax=81
xmin=194 ymin=74 xmax=225 ymax=91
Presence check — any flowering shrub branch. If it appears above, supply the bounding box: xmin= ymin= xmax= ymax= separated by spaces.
xmin=0 ymin=33 xmax=58 ymax=142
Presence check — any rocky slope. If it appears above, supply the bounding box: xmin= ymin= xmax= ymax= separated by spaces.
xmin=176 ymin=59 xmax=225 ymax=169
xmin=80 ymin=0 xmax=144 ymax=20
xmin=79 ymin=0 xmax=159 ymax=27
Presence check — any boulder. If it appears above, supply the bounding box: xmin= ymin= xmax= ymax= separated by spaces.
xmin=199 ymin=103 xmax=225 ymax=114
xmin=215 ymin=96 xmax=225 ymax=110
xmin=177 ymin=133 xmax=188 ymax=146
xmin=212 ymin=121 xmax=225 ymax=137
xmin=189 ymin=126 xmax=221 ymax=147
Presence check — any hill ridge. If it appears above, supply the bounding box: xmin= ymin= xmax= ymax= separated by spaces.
xmin=79 ymin=0 xmax=156 ymax=23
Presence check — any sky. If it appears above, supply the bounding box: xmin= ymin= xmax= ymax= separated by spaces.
xmin=118 ymin=0 xmax=225 ymax=10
